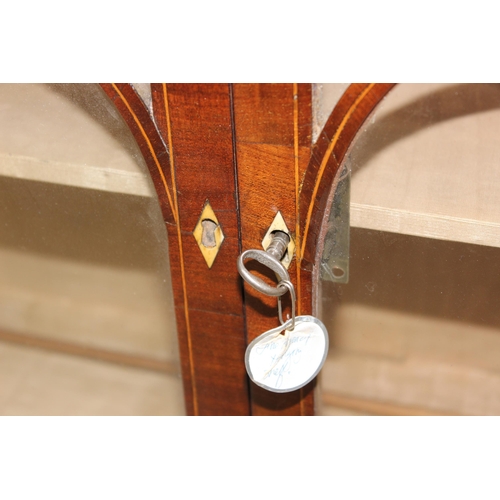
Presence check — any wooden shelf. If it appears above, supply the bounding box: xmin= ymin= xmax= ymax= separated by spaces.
xmin=351 ymin=203 xmax=500 ymax=248
xmin=0 ymin=152 xmax=152 ymax=196
xmin=349 ymin=83 xmax=500 ymax=248
xmin=0 ymin=83 xmax=154 ymax=197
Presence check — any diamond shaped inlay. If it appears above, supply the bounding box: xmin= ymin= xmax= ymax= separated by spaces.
xmin=193 ymin=200 xmax=225 ymax=268
xmin=261 ymin=211 xmax=295 ymax=269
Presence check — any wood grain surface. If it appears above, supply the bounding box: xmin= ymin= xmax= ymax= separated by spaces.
xmin=232 ymin=83 xmax=315 ymax=415
xmin=150 ymin=84 xmax=250 ymax=415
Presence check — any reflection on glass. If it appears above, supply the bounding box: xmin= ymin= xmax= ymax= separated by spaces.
xmin=319 ymin=84 xmax=500 ymax=416
xmin=0 ymin=84 xmax=184 ymax=415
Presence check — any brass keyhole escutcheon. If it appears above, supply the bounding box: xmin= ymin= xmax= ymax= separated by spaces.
xmin=193 ymin=200 xmax=225 ymax=268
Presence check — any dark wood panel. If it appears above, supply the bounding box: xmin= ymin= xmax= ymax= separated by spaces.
xmin=187 ymin=310 xmax=249 ymax=416
xmin=164 ymin=223 xmax=195 ymax=414
xmin=232 ymin=83 xmax=314 ymax=415
xmin=152 ymin=83 xmax=250 ymax=416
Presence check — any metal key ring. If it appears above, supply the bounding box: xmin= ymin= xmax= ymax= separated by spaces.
xmin=277 ymin=280 xmax=296 ymax=330
xmin=237 ymin=249 xmax=290 ymax=297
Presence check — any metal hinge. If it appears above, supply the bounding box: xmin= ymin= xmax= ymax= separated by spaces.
xmin=320 ymin=158 xmax=350 ymax=284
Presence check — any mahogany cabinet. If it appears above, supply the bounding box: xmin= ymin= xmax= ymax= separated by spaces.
xmin=97 ymin=83 xmax=387 ymax=416
xmin=1 ymin=83 xmax=499 ymax=416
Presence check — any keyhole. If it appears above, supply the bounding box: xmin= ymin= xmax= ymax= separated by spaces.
xmin=201 ymin=219 xmax=218 ymax=248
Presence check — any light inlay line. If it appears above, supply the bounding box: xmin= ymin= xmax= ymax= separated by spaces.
xmin=300 ymin=83 xmax=376 ymax=259
xmin=293 ymin=83 xmax=301 ymax=316
xmin=162 ymin=84 xmax=198 ymax=416
xmin=110 ymin=84 xmax=177 ymax=224
xmin=293 ymin=84 xmax=306 ymax=416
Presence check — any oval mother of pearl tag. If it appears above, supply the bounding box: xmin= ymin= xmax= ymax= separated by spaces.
xmin=245 ymin=315 xmax=329 ymax=393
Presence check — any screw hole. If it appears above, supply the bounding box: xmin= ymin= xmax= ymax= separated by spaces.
xmin=332 ymin=266 xmax=345 ymax=278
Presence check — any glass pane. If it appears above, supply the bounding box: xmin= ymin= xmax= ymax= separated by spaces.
xmin=319 ymin=84 xmax=500 ymax=416
xmin=0 ymin=84 xmax=184 ymax=415
xmin=312 ymin=83 xmax=350 ymax=143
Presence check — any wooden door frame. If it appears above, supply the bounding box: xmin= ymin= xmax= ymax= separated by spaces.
xmin=101 ymin=83 xmax=395 ymax=416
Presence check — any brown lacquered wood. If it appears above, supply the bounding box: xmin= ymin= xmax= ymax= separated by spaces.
xmin=151 ymin=83 xmax=250 ymax=416
xmin=232 ymin=83 xmax=314 ymax=415
xmin=101 ymin=83 xmax=252 ymax=415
